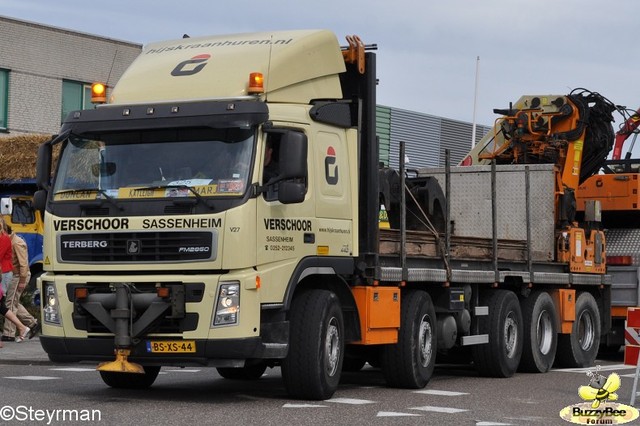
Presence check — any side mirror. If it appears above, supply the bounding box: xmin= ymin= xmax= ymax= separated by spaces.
xmin=279 ymin=131 xmax=307 ymax=179
xmin=33 ymin=190 xmax=48 ymax=212
xmin=0 ymin=198 xmax=11 ymax=216
xmin=36 ymin=142 xmax=52 ymax=190
xmin=278 ymin=182 xmax=306 ymax=204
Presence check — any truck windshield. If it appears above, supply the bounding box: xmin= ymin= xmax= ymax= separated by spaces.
xmin=52 ymin=127 xmax=255 ymax=200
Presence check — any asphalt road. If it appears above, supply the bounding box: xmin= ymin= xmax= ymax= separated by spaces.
xmin=0 ymin=352 xmax=637 ymax=426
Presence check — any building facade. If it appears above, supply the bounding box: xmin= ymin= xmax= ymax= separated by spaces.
xmin=0 ymin=16 xmax=141 ymax=137
xmin=377 ymin=106 xmax=491 ymax=168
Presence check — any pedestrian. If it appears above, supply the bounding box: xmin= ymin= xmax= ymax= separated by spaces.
xmin=0 ymin=218 xmax=11 ymax=298
xmin=2 ymin=225 xmax=39 ymax=342
xmin=0 ymin=289 xmax=30 ymax=347
xmin=0 ymin=219 xmax=31 ymax=347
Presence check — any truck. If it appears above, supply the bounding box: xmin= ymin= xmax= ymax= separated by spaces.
xmin=33 ymin=30 xmax=612 ymax=400
xmin=0 ymin=134 xmax=49 ymax=290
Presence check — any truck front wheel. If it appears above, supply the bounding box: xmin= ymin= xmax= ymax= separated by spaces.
xmin=99 ymin=366 xmax=160 ymax=389
xmin=519 ymin=291 xmax=558 ymax=373
xmin=472 ymin=290 xmax=523 ymax=377
xmin=381 ymin=290 xmax=437 ymax=388
xmin=555 ymin=292 xmax=601 ymax=368
xmin=281 ymin=289 xmax=344 ymax=400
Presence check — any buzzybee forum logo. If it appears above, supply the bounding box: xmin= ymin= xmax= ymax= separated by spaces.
xmin=559 ymin=366 xmax=640 ymax=424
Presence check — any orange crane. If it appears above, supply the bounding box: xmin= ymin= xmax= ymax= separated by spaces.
xmin=465 ymin=90 xmax=617 ymax=273
xmin=611 ymin=108 xmax=640 ymax=161
xmin=576 ymin=105 xmax=640 ymax=352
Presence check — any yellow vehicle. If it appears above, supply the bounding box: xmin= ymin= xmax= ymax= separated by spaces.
xmin=1 ymin=191 xmax=44 ymax=289
xmin=34 ymin=30 xmax=611 ymax=400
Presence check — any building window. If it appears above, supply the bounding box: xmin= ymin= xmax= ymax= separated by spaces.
xmin=0 ymin=69 xmax=8 ymax=131
xmin=61 ymin=80 xmax=93 ymax=122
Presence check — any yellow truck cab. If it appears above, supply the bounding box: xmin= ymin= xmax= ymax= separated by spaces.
xmin=35 ymin=30 xmax=366 ymax=398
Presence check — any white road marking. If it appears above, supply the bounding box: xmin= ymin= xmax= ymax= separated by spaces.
xmin=377 ymin=411 xmax=422 ymax=417
xmin=4 ymin=376 xmax=61 ymax=380
xmin=325 ymin=397 xmax=376 ymax=405
xmin=283 ymin=403 xmax=328 ymax=408
xmin=476 ymin=422 xmax=514 ymax=425
xmin=409 ymin=405 xmax=468 ymax=413
xmin=49 ymin=367 xmax=96 ymax=372
xmin=554 ymin=364 xmax=634 ymax=373
xmin=414 ymin=389 xmax=469 ymax=396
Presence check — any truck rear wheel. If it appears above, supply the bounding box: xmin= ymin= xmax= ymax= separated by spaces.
xmin=555 ymin=292 xmax=601 ymax=368
xmin=381 ymin=290 xmax=437 ymax=388
xmin=217 ymin=362 xmax=267 ymax=380
xmin=99 ymin=366 xmax=160 ymax=389
xmin=472 ymin=290 xmax=523 ymax=377
xmin=519 ymin=291 xmax=558 ymax=373
xmin=281 ymin=289 xmax=344 ymax=400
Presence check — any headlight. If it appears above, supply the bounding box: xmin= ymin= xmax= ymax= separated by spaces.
xmin=213 ymin=282 xmax=240 ymax=326
xmin=43 ymin=282 xmax=62 ymax=325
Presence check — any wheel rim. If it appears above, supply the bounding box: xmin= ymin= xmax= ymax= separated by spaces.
xmin=418 ymin=314 xmax=433 ymax=367
xmin=577 ymin=310 xmax=595 ymax=351
xmin=536 ymin=309 xmax=553 ymax=355
xmin=504 ymin=312 xmax=518 ymax=358
xmin=325 ymin=316 xmax=340 ymax=377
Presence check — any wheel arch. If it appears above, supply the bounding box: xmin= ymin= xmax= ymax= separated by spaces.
xmin=283 ymin=256 xmax=360 ymax=342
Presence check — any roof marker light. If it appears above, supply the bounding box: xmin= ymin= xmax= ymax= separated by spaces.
xmin=248 ymin=72 xmax=264 ymax=94
xmin=91 ymin=82 xmax=107 ymax=104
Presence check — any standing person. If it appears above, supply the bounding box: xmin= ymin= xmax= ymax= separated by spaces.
xmin=2 ymin=225 xmax=38 ymax=341
xmin=0 ymin=219 xmax=12 ymax=298
xmin=0 ymin=289 xmax=30 ymax=347
xmin=0 ymin=220 xmax=30 ymax=347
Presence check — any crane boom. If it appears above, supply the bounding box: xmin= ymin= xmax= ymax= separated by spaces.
xmin=612 ymin=108 xmax=640 ymax=160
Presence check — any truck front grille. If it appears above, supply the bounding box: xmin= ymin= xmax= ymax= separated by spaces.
xmin=59 ymin=231 xmax=216 ymax=263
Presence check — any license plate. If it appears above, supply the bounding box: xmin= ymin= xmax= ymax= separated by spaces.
xmin=146 ymin=340 xmax=196 ymax=353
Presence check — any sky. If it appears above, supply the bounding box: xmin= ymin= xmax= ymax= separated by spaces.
xmin=3 ymin=0 xmax=639 ymax=152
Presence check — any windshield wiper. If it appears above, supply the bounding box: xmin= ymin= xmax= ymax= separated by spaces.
xmin=54 ymin=188 xmax=123 ymax=211
xmin=135 ymin=184 xmax=214 ymax=210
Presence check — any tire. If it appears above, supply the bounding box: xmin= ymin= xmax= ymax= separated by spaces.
xmin=217 ymin=362 xmax=267 ymax=380
xmin=281 ymin=289 xmax=344 ymax=400
xmin=472 ymin=290 xmax=523 ymax=378
xmin=519 ymin=291 xmax=558 ymax=373
xmin=99 ymin=366 xmax=160 ymax=389
xmin=381 ymin=290 xmax=437 ymax=388
xmin=555 ymin=292 xmax=601 ymax=368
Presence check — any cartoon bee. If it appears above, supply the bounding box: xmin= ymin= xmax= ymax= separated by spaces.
xmin=578 ymin=369 xmax=621 ymax=408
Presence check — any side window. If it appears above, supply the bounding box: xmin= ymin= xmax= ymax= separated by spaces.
xmin=262 ymin=129 xmax=307 ymax=204
xmin=12 ymin=200 xmax=35 ymax=225
xmin=61 ymin=80 xmax=93 ymax=123
xmin=0 ymin=68 xmax=8 ymax=131
xmin=263 ymin=133 xmax=281 ymax=201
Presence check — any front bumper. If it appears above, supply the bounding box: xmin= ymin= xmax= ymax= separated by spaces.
xmin=40 ymin=335 xmax=286 ymax=367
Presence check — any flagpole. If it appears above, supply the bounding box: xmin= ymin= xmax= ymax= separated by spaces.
xmin=471 ymin=56 xmax=480 ymax=148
